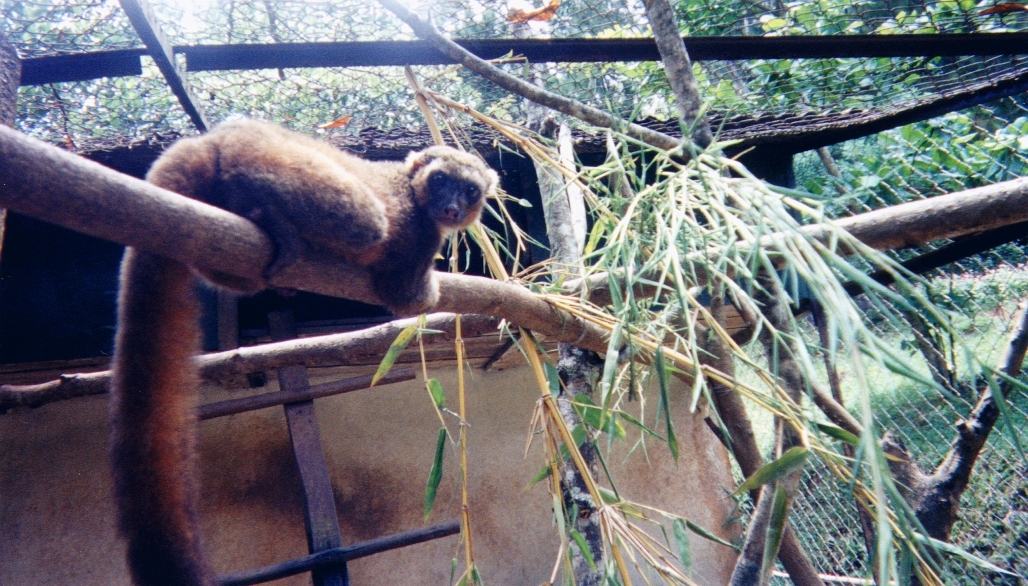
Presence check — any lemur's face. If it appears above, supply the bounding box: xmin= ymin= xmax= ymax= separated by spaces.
xmin=407 ymin=146 xmax=497 ymax=230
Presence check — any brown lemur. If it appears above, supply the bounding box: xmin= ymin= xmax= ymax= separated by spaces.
xmin=110 ymin=119 xmax=497 ymax=586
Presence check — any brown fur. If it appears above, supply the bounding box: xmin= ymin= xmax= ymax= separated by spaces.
xmin=110 ymin=120 xmax=496 ymax=586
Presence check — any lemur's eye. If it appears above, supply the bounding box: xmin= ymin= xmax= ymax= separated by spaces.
xmin=465 ymin=185 xmax=480 ymax=200
xmin=429 ymin=172 xmax=447 ymax=187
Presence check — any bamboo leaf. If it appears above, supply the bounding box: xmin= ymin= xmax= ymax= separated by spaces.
xmin=760 ymin=484 xmax=791 ymax=578
xmin=618 ymin=411 xmax=666 ymax=441
xmin=815 ymin=422 xmax=860 ymax=446
xmin=572 ymin=397 xmax=626 ymax=439
xmin=424 ymin=427 xmax=447 ymax=520
xmin=673 ymin=519 xmax=693 ymax=576
xmin=569 ymin=529 xmax=598 ymax=571
xmin=732 ymin=447 xmax=809 ymax=496
xmin=656 ymin=347 xmax=679 ymax=462
xmin=685 ymin=519 xmax=738 ymax=549
xmin=527 ymin=463 xmax=552 ymax=487
xmin=427 ymin=378 xmax=446 ymax=409
xmin=372 ymin=324 xmax=418 ymax=386
xmin=917 ymin=534 xmax=1024 ymax=578
xmin=543 ymin=361 xmax=561 ymax=396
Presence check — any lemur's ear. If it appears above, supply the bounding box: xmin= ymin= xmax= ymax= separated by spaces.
xmin=405 ymin=148 xmax=440 ymax=174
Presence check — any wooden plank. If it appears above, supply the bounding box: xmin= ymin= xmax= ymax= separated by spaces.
xmin=198 ymin=367 xmax=415 ymax=421
xmin=217 ymin=520 xmax=461 ymax=586
xmin=118 ymin=0 xmax=209 ymax=131
xmin=19 ymin=49 xmax=143 ymax=86
xmin=267 ymin=309 xmax=347 ymax=586
xmin=182 ymin=33 xmax=1028 ymax=71
xmin=19 ymin=32 xmax=1028 ymax=87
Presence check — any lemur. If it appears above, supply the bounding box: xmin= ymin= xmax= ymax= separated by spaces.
xmin=110 ymin=119 xmax=496 ymax=585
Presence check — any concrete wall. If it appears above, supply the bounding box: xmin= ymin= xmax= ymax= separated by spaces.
xmin=1 ymin=364 xmax=740 ymax=585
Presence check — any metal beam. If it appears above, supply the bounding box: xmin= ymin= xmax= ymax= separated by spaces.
xmin=118 ymin=0 xmax=209 ymax=131
xmin=20 ymin=33 xmax=1028 ymax=86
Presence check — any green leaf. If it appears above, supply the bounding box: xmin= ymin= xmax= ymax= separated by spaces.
xmin=569 ymin=529 xmax=598 ymax=571
xmin=656 ymin=347 xmax=679 ymax=462
xmin=424 ymin=427 xmax=447 ymax=520
xmin=427 ymin=378 xmax=446 ymax=409
xmin=572 ymin=396 xmax=626 ymax=439
xmin=544 ymin=361 xmax=561 ymax=396
xmin=673 ymin=519 xmax=693 ymax=575
xmin=917 ymin=534 xmax=1024 ymax=578
xmin=527 ymin=463 xmax=552 ymax=487
xmin=598 ymin=486 xmax=620 ymax=504
xmin=760 ymin=484 xmax=791 ymax=578
xmin=732 ymin=447 xmax=809 ymax=496
xmin=685 ymin=519 xmax=738 ymax=549
xmin=372 ymin=324 xmax=418 ymax=386
xmin=618 ymin=411 xmax=666 ymax=441
xmin=815 ymin=422 xmax=860 ymax=446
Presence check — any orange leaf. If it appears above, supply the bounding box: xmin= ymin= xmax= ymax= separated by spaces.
xmin=318 ymin=115 xmax=352 ymax=129
xmin=980 ymin=3 xmax=1028 ymax=15
xmin=506 ymin=0 xmax=560 ymax=23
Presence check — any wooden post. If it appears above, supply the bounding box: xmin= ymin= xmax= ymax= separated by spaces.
xmin=267 ymin=309 xmax=348 ymax=586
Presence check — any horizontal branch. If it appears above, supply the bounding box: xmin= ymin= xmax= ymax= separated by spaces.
xmin=375 ymin=0 xmax=682 ymax=152
xmin=0 ymin=313 xmax=500 ymax=412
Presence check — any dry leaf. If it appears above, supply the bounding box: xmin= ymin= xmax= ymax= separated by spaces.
xmin=318 ymin=115 xmax=352 ymax=129
xmin=981 ymin=3 xmax=1028 ymax=15
xmin=507 ymin=0 xmax=560 ymax=23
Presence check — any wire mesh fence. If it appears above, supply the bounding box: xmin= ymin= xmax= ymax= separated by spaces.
xmin=3 ymin=1 xmax=1028 ymax=584
xmin=5 ymin=0 xmax=1028 ymax=149
xmin=777 ymin=96 xmax=1028 ymax=584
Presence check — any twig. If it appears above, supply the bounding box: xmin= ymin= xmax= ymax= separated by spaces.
xmin=374 ymin=0 xmax=682 ymax=152
xmin=0 ymin=313 xmax=500 ymax=411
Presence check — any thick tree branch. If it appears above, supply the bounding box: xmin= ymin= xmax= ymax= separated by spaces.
xmin=730 ymin=279 xmax=816 ymax=586
xmin=576 ymin=174 xmax=1028 ymax=307
xmin=374 ymin=0 xmax=681 ymax=152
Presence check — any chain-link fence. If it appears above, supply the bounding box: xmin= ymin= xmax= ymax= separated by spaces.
xmin=3 ymin=1 xmax=1028 ymax=584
